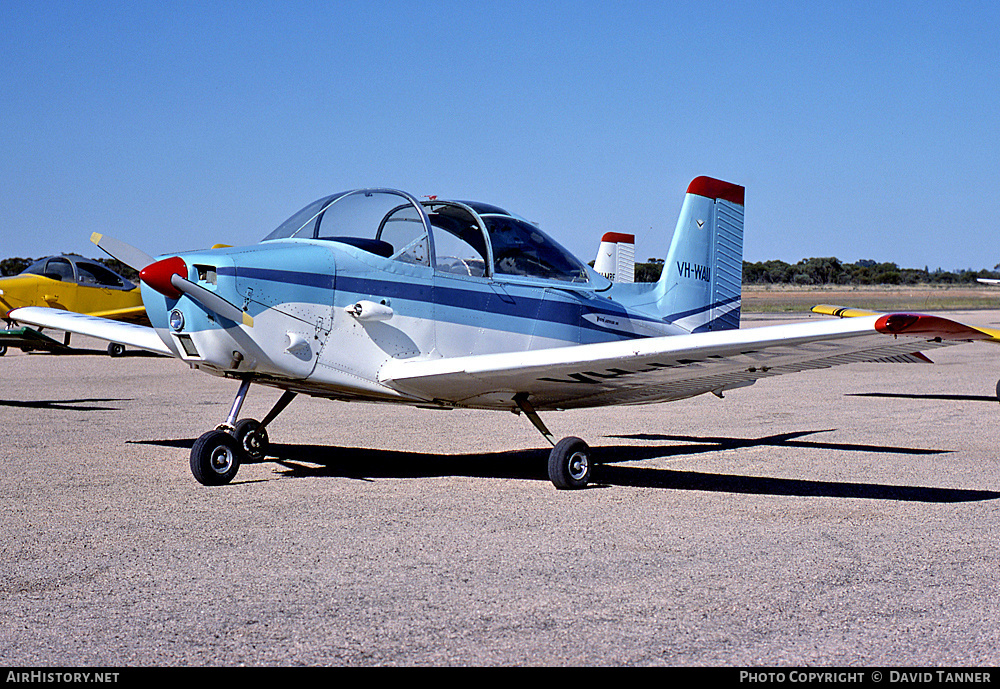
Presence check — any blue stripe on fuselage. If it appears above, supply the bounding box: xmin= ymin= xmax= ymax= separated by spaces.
xmin=218 ymin=266 xmax=333 ymax=290
xmin=221 ymin=265 xmax=670 ymax=338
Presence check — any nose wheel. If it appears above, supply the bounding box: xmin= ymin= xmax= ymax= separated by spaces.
xmin=190 ymin=430 xmax=242 ymax=486
xmin=189 ymin=381 xmax=296 ymax=486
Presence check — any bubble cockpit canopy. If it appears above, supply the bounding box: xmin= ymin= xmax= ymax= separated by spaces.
xmin=261 ymin=189 xmax=593 ymax=284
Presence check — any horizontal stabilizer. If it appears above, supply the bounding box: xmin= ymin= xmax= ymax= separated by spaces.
xmin=9 ymin=306 xmax=172 ymax=356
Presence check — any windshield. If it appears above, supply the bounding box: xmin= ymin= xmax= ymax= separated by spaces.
xmin=260 ymin=190 xmax=431 ymax=265
xmin=260 ymin=193 xmax=347 ymax=242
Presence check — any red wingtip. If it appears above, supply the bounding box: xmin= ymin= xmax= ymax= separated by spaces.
xmin=687 ymin=176 xmax=745 ymax=206
xmin=139 ymin=256 xmax=187 ymax=299
xmin=875 ymin=313 xmax=994 ymax=340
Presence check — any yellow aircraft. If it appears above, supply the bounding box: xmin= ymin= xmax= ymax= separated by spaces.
xmin=0 ymin=254 xmax=146 ymax=356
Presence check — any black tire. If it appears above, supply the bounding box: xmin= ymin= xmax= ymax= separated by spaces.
xmin=108 ymin=342 xmax=126 ymax=357
xmin=548 ymin=436 xmax=591 ymax=490
xmin=233 ymin=418 xmax=269 ymax=462
xmin=0 ymin=345 xmax=6 ymax=356
xmin=995 ymin=378 xmax=1000 ymax=402
xmin=190 ymin=430 xmax=241 ymax=486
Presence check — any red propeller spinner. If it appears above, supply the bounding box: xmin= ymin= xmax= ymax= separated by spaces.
xmin=139 ymin=256 xmax=187 ymax=299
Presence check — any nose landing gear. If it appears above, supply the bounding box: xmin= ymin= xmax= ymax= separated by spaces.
xmin=189 ymin=380 xmax=297 ymax=486
xmin=190 ymin=430 xmax=242 ymax=486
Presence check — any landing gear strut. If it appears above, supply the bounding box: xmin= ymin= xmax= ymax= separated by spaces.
xmin=515 ymin=393 xmax=593 ymax=490
xmin=189 ymin=379 xmax=297 ymax=486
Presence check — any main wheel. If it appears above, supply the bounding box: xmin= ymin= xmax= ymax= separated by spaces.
xmin=190 ymin=429 xmax=241 ymax=486
xmin=233 ymin=418 xmax=269 ymax=462
xmin=108 ymin=342 xmax=126 ymax=357
xmin=547 ymin=436 xmax=592 ymax=490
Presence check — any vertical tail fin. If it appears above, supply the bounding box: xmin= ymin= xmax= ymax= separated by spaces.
xmin=654 ymin=176 xmax=744 ymax=332
xmin=593 ymin=232 xmax=635 ymax=283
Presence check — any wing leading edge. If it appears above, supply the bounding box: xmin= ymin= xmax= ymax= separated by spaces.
xmin=9 ymin=306 xmax=172 ymax=356
xmin=380 ymin=313 xmax=995 ymax=411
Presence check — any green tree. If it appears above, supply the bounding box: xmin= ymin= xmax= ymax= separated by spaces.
xmin=1 ymin=257 xmax=35 ymax=276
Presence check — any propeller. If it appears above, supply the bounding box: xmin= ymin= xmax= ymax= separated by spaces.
xmin=91 ymin=234 xmax=253 ymax=328
xmin=91 ymin=232 xmax=155 ymax=271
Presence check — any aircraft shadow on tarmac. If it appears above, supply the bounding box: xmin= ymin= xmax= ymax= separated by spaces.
xmin=848 ymin=392 xmax=999 ymax=403
xmin=136 ymin=429 xmax=1000 ymax=503
xmin=0 ymin=397 xmax=130 ymax=411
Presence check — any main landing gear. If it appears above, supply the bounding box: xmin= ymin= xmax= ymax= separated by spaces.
xmin=190 ymin=384 xmax=592 ymax=490
xmin=515 ymin=394 xmax=593 ymax=490
xmin=189 ymin=378 xmax=297 ymax=486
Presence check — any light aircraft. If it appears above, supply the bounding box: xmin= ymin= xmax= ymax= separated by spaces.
xmin=10 ymin=177 xmax=1000 ymax=489
xmin=0 ymin=254 xmax=145 ymax=356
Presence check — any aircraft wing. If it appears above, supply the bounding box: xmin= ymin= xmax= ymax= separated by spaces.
xmin=380 ymin=313 xmax=997 ymax=411
xmin=812 ymin=304 xmax=1000 ymax=342
xmin=8 ymin=306 xmax=172 ymax=356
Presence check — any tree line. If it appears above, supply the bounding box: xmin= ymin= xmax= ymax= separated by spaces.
xmin=5 ymin=254 xmax=999 ymax=286
xmin=741 ymin=257 xmax=1000 ymax=285
xmin=634 ymin=257 xmax=1000 ymax=285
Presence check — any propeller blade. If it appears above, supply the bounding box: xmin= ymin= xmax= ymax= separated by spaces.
xmin=90 ymin=233 xmax=155 ymax=271
xmin=169 ymin=274 xmax=254 ymax=328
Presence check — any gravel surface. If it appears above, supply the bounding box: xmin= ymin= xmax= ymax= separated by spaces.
xmin=2 ymin=312 xmax=1000 ymax=666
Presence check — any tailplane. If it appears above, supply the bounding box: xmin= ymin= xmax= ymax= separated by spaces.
xmin=653 ymin=176 xmax=745 ymax=332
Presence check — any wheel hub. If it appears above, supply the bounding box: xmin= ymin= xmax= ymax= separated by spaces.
xmin=210 ymin=445 xmax=235 ymax=474
xmin=568 ymin=451 xmax=589 ymax=480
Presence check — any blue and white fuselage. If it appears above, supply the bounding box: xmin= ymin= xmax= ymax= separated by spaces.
xmin=141 ymin=182 xmax=745 ymax=410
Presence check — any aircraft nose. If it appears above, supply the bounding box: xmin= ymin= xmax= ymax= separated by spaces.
xmin=139 ymin=257 xmax=187 ymax=298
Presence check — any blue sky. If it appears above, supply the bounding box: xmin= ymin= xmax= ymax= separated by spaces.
xmin=3 ymin=1 xmax=998 ymax=271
